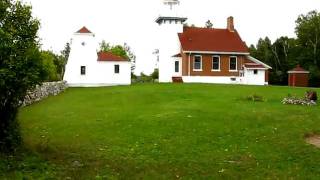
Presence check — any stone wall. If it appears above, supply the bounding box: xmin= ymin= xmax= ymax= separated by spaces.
xmin=23 ymin=81 xmax=68 ymax=106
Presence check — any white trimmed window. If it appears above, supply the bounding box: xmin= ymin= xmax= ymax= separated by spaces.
xmin=193 ymin=55 xmax=202 ymax=71
xmin=212 ymin=56 xmax=220 ymax=71
xmin=229 ymin=56 xmax=237 ymax=71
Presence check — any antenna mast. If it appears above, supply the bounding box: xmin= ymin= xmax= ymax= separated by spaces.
xmin=163 ymin=0 xmax=180 ymax=10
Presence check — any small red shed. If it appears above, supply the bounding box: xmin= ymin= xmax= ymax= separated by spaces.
xmin=288 ymin=65 xmax=309 ymax=87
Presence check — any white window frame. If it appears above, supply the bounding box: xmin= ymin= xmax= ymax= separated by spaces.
xmin=193 ymin=55 xmax=202 ymax=71
xmin=211 ymin=55 xmax=221 ymax=71
xmin=253 ymin=69 xmax=258 ymax=75
xmin=229 ymin=56 xmax=238 ymax=72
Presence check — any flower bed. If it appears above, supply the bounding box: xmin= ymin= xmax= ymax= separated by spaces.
xmin=282 ymin=97 xmax=317 ymax=106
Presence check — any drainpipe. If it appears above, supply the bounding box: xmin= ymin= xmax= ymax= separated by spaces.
xmin=240 ymin=57 xmax=244 ymax=84
xmin=188 ymin=53 xmax=191 ymax=76
xmin=239 ymin=56 xmax=242 ymax=77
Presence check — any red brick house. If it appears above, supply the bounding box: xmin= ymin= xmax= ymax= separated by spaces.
xmin=171 ymin=17 xmax=272 ymax=85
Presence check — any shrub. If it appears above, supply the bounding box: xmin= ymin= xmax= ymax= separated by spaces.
xmin=245 ymin=94 xmax=265 ymax=102
xmin=308 ymin=66 xmax=320 ymax=87
xmin=131 ymin=72 xmax=137 ymax=80
xmin=151 ymin=69 xmax=159 ymax=81
xmin=133 ymin=72 xmax=154 ymax=83
xmin=140 ymin=73 xmax=153 ymax=83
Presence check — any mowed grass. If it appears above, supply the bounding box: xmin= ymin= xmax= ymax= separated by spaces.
xmin=3 ymin=83 xmax=320 ymax=179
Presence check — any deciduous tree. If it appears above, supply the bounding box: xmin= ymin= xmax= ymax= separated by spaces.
xmin=124 ymin=43 xmax=136 ymax=73
xmin=41 ymin=51 xmax=59 ymax=81
xmin=99 ymin=41 xmax=136 ymax=73
xmin=60 ymin=42 xmax=71 ymax=78
xmin=0 ymin=0 xmax=44 ymax=152
xmin=99 ymin=40 xmax=111 ymax=52
xmin=296 ymin=10 xmax=320 ymax=67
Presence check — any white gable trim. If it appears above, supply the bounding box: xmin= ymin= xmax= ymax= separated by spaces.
xmin=287 ymin=71 xmax=310 ymax=74
xmin=246 ymin=56 xmax=272 ymax=69
xmin=244 ymin=67 xmax=268 ymax=70
xmin=74 ymin=32 xmax=95 ymax=37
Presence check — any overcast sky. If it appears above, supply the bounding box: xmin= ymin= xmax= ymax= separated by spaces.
xmin=25 ymin=0 xmax=319 ymax=74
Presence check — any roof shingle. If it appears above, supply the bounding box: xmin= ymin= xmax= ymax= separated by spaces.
xmin=76 ymin=26 xmax=92 ymax=34
xmin=97 ymin=52 xmax=128 ymax=62
xmin=288 ymin=65 xmax=309 ymax=73
xmin=244 ymin=63 xmax=266 ymax=69
xmin=178 ymin=27 xmax=249 ymax=53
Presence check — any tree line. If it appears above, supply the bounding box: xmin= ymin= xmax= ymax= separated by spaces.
xmin=40 ymin=43 xmax=70 ymax=82
xmin=249 ymin=10 xmax=320 ymax=87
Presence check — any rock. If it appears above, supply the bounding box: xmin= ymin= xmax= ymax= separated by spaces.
xmin=22 ymin=81 xmax=68 ymax=106
xmin=71 ymin=160 xmax=83 ymax=168
xmin=306 ymin=91 xmax=317 ymax=102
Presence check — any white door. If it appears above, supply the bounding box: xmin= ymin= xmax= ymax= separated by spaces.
xmin=173 ymin=58 xmax=182 ymax=77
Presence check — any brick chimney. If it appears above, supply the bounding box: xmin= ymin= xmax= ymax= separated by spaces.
xmin=227 ymin=16 xmax=235 ymax=32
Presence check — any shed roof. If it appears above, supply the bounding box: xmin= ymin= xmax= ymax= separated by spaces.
xmin=244 ymin=63 xmax=266 ymax=69
xmin=172 ymin=53 xmax=182 ymax=57
xmin=288 ymin=65 xmax=309 ymax=73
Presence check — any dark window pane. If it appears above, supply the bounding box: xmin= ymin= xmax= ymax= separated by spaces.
xmin=194 ymin=56 xmax=201 ymax=70
xmin=229 ymin=57 xmax=237 ymax=70
xmin=175 ymin=61 xmax=179 ymax=72
xmin=254 ymin=69 xmax=258 ymax=75
xmin=212 ymin=56 xmax=220 ymax=70
xmin=81 ymin=66 xmax=86 ymax=75
xmin=114 ymin=65 xmax=120 ymax=74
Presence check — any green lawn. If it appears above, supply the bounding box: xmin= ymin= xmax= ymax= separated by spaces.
xmin=2 ymin=83 xmax=320 ymax=179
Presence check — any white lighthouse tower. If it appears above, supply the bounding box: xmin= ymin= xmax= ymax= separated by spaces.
xmin=156 ymin=0 xmax=187 ymax=82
